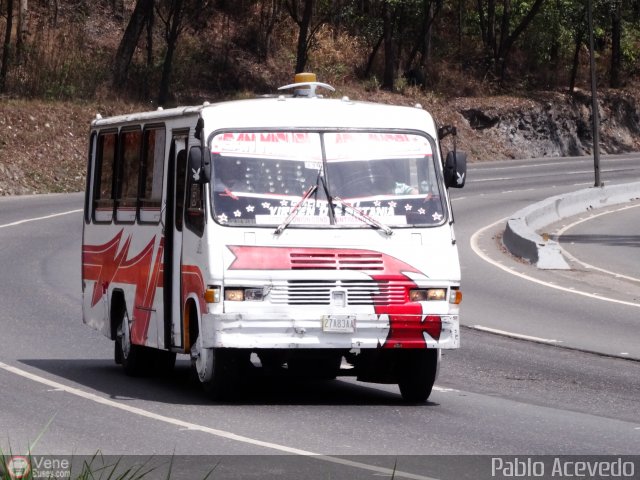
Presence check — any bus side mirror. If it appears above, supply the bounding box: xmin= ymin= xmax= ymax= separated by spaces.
xmin=444 ymin=151 xmax=467 ymax=188
xmin=188 ymin=146 xmax=211 ymax=184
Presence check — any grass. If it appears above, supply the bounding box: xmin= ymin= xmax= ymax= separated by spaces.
xmin=0 ymin=413 xmax=218 ymax=479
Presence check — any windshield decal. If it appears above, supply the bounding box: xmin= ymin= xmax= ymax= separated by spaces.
xmin=211 ymin=132 xmax=321 ymax=160
xmin=214 ymin=195 xmax=446 ymax=226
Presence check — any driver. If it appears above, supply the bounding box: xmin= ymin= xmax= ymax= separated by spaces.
xmin=374 ymin=162 xmax=418 ymax=195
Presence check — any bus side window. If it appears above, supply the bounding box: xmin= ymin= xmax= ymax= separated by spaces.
xmin=93 ymin=131 xmax=117 ymax=222
xmin=85 ymin=132 xmax=96 ymax=224
xmin=139 ymin=127 xmax=166 ymax=223
xmin=116 ymin=128 xmax=142 ymax=223
xmin=175 ymin=149 xmax=187 ymax=232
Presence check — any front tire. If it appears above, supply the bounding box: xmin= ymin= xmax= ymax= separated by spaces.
xmin=397 ymin=349 xmax=439 ymax=403
xmin=191 ymin=335 xmax=244 ymax=400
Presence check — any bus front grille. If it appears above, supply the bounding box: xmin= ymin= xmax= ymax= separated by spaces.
xmin=269 ymin=280 xmax=408 ymax=305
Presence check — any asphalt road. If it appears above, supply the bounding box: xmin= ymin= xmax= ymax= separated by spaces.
xmin=452 ymin=154 xmax=640 ymax=358
xmin=1 ymin=155 xmax=639 ymax=478
xmin=556 ymin=201 xmax=640 ymax=282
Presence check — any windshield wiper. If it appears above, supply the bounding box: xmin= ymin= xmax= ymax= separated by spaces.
xmin=316 ymin=168 xmax=335 ymax=224
xmin=274 ymin=184 xmax=318 ymax=235
xmin=332 ymin=196 xmax=393 ymax=236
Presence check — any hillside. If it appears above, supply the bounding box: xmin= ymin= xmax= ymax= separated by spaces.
xmin=1 ymin=0 xmax=640 ymax=196
xmin=2 ymin=85 xmax=640 ymax=196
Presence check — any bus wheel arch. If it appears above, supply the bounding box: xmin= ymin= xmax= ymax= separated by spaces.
xmin=187 ymin=299 xmax=214 ymax=384
xmin=187 ymin=301 xmax=243 ymax=400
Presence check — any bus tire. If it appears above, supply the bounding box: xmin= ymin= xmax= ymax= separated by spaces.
xmin=397 ymin=349 xmax=438 ymax=403
xmin=192 ymin=335 xmax=240 ymax=400
xmin=114 ymin=305 xmax=149 ymax=376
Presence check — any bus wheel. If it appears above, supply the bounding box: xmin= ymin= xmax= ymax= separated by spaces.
xmin=191 ymin=336 xmax=238 ymax=400
xmin=397 ymin=349 xmax=438 ymax=403
xmin=115 ymin=309 xmax=148 ymax=376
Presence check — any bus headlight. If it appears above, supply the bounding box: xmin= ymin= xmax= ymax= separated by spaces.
xmin=409 ymin=288 xmax=446 ymax=302
xmin=224 ymin=289 xmax=245 ymax=301
xmin=224 ymin=288 xmax=267 ymax=301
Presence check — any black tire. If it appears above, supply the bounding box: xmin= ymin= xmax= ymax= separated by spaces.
xmin=113 ymin=303 xmax=152 ymax=376
xmin=397 ymin=349 xmax=438 ymax=403
xmin=192 ymin=339 xmax=246 ymax=401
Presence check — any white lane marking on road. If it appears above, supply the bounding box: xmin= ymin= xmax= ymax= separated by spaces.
xmin=0 ymin=209 xmax=82 ymax=229
xmin=471 ymin=325 xmax=562 ymax=344
xmin=0 ymin=362 xmax=438 ymax=480
xmin=470 ymin=217 xmax=640 ymax=309
xmin=470 ymin=177 xmax=511 ymax=183
xmin=554 ymin=203 xmax=640 ymax=284
xmin=469 ymin=167 xmax=640 ymax=184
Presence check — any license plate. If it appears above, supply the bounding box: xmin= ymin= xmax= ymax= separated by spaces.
xmin=322 ymin=315 xmax=356 ymax=333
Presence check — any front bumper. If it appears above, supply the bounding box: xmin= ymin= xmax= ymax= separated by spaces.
xmin=199 ymin=312 xmax=460 ymax=350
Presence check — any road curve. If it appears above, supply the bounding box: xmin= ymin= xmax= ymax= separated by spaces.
xmin=455 ymin=154 xmax=640 ymax=359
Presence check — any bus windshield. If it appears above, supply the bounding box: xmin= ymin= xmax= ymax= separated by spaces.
xmin=210 ymin=131 xmax=446 ymax=228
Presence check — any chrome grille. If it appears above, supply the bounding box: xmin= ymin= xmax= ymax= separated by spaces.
xmin=269 ymin=280 xmax=408 ymax=305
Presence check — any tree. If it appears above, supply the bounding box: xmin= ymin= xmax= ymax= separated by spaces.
xmin=113 ymin=0 xmax=155 ymax=89
xmin=256 ymin=0 xmax=285 ymax=61
xmin=381 ymin=0 xmax=394 ymax=89
xmin=404 ymin=0 xmax=443 ymax=76
xmin=285 ymin=0 xmax=315 ymax=73
xmin=157 ymin=0 xmax=184 ymax=105
xmin=156 ymin=0 xmax=214 ymax=105
xmin=1 ymin=0 xmax=15 ymax=92
xmin=16 ymin=0 xmax=27 ymax=64
xmin=476 ymin=0 xmax=547 ymax=81
xmin=610 ymin=0 xmax=622 ymax=88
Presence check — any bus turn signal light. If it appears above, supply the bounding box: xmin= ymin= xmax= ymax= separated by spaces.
xmin=450 ymin=289 xmax=462 ymax=304
xmin=204 ymin=287 xmax=220 ymax=303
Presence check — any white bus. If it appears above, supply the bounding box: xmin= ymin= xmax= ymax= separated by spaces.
xmin=82 ymin=75 xmax=466 ymax=402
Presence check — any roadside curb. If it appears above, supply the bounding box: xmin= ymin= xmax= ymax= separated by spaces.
xmin=502 ymin=181 xmax=640 ymax=269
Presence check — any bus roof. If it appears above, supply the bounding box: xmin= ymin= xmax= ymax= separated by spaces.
xmin=91 ymin=96 xmax=438 ymax=139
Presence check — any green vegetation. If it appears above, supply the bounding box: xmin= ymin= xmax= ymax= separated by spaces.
xmin=0 ymin=0 xmax=638 ymax=105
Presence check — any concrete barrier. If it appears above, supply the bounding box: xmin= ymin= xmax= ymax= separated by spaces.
xmin=503 ymin=182 xmax=640 ymax=269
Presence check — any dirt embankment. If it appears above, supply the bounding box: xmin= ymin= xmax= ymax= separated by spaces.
xmin=1 ymin=88 xmax=639 ymax=196
xmin=451 ymin=88 xmax=640 ymax=160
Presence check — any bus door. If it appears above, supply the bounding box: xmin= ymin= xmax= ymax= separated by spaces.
xmin=163 ymin=134 xmax=188 ymax=350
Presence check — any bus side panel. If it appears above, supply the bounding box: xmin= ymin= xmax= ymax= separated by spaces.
xmin=82 ymin=223 xmax=164 ymax=349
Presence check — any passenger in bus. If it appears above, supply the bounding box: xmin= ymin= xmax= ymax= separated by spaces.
xmin=214 ymin=157 xmax=244 ymax=198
